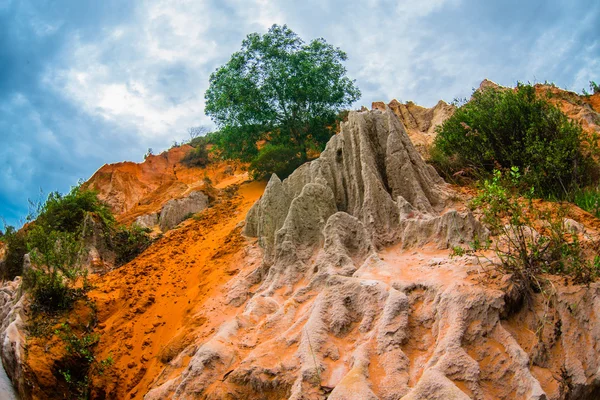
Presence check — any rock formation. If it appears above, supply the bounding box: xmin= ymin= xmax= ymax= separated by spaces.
xmin=371 ymin=99 xmax=455 ymax=156
xmin=145 ymin=107 xmax=524 ymax=400
xmin=133 ymin=191 xmax=210 ymax=232
xmin=158 ymin=191 xmax=209 ymax=231
xmin=0 ymin=278 xmax=27 ymax=398
xmin=4 ymin=83 xmax=600 ymax=400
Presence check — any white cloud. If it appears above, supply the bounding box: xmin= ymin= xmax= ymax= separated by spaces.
xmin=2 ymin=0 xmax=598 ymax=225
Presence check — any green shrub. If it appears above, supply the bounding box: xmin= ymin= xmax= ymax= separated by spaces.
xmin=182 ymin=144 xmax=210 ymax=168
xmin=25 ymin=226 xmax=86 ymax=312
xmin=572 ymin=187 xmax=600 ymax=218
xmin=248 ymin=144 xmax=305 ymax=180
xmin=1 ymin=226 xmax=28 ymax=280
xmin=432 ymin=83 xmax=592 ymax=198
xmin=34 ymin=186 xmax=114 ymax=234
xmin=111 ymin=225 xmax=153 ymax=266
xmin=55 ymin=322 xmax=114 ymax=399
xmin=472 ymin=168 xmax=600 ymax=291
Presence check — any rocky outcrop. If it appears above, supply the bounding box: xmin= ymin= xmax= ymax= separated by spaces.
xmin=82 ymin=213 xmax=117 ymax=273
xmin=158 ymin=191 xmax=209 ymax=231
xmin=131 ymin=190 xmax=210 ymax=232
xmin=371 ymin=99 xmax=455 ymax=156
xmin=134 ymin=213 xmax=159 ymax=230
xmin=0 ymin=278 xmax=27 ymax=399
xmin=146 ymin=108 xmax=516 ymax=400
xmin=245 ymin=106 xmax=483 ymax=260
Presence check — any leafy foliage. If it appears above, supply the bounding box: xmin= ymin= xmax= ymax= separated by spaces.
xmin=33 ymin=185 xmax=114 ymax=234
xmin=431 ymin=83 xmax=591 ymax=198
xmin=583 ymin=81 xmax=600 ymax=96
xmin=111 ymin=225 xmax=153 ymax=266
xmin=572 ymin=187 xmax=600 ymax=218
xmin=55 ymin=321 xmax=114 ymax=399
xmin=25 ymin=226 xmax=86 ymax=312
xmin=1 ymin=226 xmax=28 ymax=280
xmin=182 ymin=144 xmax=210 ymax=168
xmin=471 ymin=168 xmax=600 ymax=291
xmin=248 ymin=144 xmax=305 ymax=180
xmin=205 ymin=24 xmax=360 ymax=168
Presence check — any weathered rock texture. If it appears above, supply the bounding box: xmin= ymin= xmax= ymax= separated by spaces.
xmin=0 ymin=278 xmax=27 ymax=399
xmin=158 ymin=191 xmax=209 ymax=231
xmin=148 ymin=108 xmax=578 ymax=400
xmin=372 ymin=99 xmax=455 ymax=157
xmin=132 ymin=190 xmax=209 ymax=232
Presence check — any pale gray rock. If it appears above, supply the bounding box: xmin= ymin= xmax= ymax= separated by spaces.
xmin=158 ymin=191 xmax=209 ymax=231
xmin=134 ymin=213 xmax=159 ymax=229
xmin=144 ymin=108 xmax=600 ymax=400
xmin=0 ymin=278 xmax=27 ymax=399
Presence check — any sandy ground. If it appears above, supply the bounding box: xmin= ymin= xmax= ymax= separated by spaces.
xmin=86 ymin=180 xmax=265 ymax=399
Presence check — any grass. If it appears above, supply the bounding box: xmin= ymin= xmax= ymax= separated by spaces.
xmin=572 ymin=187 xmax=600 ymax=218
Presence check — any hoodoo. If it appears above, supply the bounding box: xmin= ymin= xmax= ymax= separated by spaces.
xmin=142 ymin=106 xmax=600 ymax=399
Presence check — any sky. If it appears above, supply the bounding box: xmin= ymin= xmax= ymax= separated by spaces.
xmin=1 ymin=0 xmax=598 ymax=227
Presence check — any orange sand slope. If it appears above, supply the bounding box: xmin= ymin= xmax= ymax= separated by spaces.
xmin=88 ymin=181 xmax=265 ymax=399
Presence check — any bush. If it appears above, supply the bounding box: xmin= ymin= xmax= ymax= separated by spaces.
xmin=572 ymin=187 xmax=600 ymax=218
xmin=25 ymin=226 xmax=86 ymax=312
xmin=248 ymin=144 xmax=305 ymax=180
xmin=588 ymin=81 xmax=599 ymax=95
xmin=55 ymin=321 xmax=114 ymax=399
xmin=470 ymin=168 xmax=600 ymax=291
xmin=111 ymin=225 xmax=152 ymax=266
xmin=431 ymin=83 xmax=592 ymax=198
xmin=1 ymin=226 xmax=28 ymax=280
xmin=34 ymin=186 xmax=114 ymax=234
xmin=181 ymin=144 xmax=210 ymax=168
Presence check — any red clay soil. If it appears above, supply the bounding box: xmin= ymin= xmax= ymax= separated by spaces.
xmin=87 ymin=181 xmax=265 ymax=399
xmin=83 ymin=145 xmax=247 ymax=225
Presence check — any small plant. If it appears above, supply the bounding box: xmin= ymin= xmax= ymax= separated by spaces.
xmin=55 ymin=322 xmax=114 ymax=399
xmin=25 ymin=226 xmax=87 ymax=312
xmin=182 ymin=144 xmax=210 ymax=168
xmin=572 ymin=187 xmax=600 ymax=218
xmin=1 ymin=225 xmax=28 ymax=280
xmin=583 ymin=81 xmax=600 ymax=96
xmin=144 ymin=148 xmax=153 ymax=160
xmin=450 ymin=246 xmax=466 ymax=258
xmin=472 ymin=168 xmax=600 ymax=292
xmin=110 ymin=225 xmax=153 ymax=266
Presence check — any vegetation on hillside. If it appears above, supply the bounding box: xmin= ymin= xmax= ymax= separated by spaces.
xmin=439 ymin=83 xmax=600 ymax=295
xmin=431 ymin=83 xmax=595 ymax=199
xmin=467 ymin=169 xmax=599 ymax=290
xmin=204 ymin=24 xmax=360 ymax=179
xmin=1 ymin=186 xmax=152 ymax=309
xmin=582 ymin=80 xmax=600 ymax=96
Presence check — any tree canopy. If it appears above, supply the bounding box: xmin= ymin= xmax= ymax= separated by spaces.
xmin=204 ymin=24 xmax=361 ymax=173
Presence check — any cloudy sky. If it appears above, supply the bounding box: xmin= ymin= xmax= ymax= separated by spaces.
xmin=1 ymin=0 xmax=598 ymax=227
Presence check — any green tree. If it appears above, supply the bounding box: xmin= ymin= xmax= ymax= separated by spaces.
xmin=205 ymin=24 xmax=361 ymax=167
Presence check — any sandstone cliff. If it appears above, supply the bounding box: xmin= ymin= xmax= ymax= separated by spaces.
xmin=140 ymin=107 xmax=600 ymax=400
xmin=3 ymin=83 xmax=600 ymax=400
xmin=83 ymin=145 xmax=245 ymax=226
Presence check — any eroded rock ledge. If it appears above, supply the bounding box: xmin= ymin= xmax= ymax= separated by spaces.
xmin=144 ymin=108 xmax=599 ymax=400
